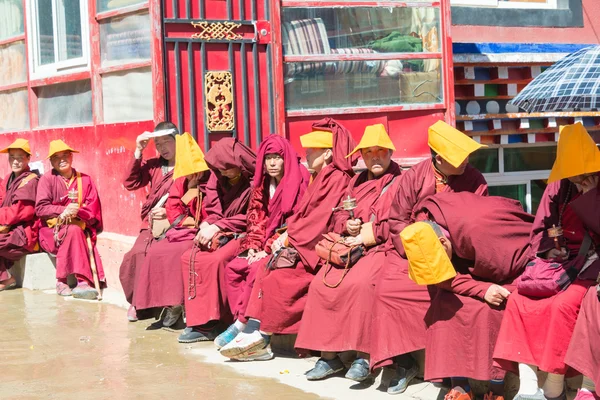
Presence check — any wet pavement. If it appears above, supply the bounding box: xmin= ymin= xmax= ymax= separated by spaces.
xmin=0 ymin=290 xmax=319 ymax=400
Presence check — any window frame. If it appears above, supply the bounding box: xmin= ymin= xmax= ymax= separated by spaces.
xmin=275 ymin=0 xmax=450 ymax=118
xmin=26 ymin=0 xmax=91 ymax=79
xmin=451 ymin=0 xmax=558 ymax=9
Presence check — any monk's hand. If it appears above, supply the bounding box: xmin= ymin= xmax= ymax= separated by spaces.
xmin=344 ymin=235 xmax=363 ymax=247
xmin=484 ymin=284 xmax=511 ymax=307
xmin=545 ymin=247 xmax=568 ymax=261
xmin=271 ymin=232 xmax=288 ymax=253
xmin=187 ymin=173 xmax=200 ymax=190
xmin=198 ymin=224 xmax=220 ymax=246
xmin=151 ymin=207 xmax=167 ymax=220
xmin=346 ymin=219 xmax=362 ymax=236
xmin=65 ymin=203 xmax=79 ymax=218
xmin=135 ymin=135 xmax=149 ymax=159
xmin=248 ymin=250 xmax=268 ymax=264
xmin=580 ymin=175 xmax=599 ymax=194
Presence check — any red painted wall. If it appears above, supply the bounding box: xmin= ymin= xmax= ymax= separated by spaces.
xmin=0 ymin=121 xmax=155 ymax=237
xmin=452 ymin=0 xmax=600 ymax=44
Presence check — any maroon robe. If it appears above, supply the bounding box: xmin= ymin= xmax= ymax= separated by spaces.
xmin=224 ymin=135 xmax=310 ymax=323
xmin=119 ymin=157 xmax=174 ymax=304
xmin=494 ymin=179 xmax=600 ymax=376
xmin=244 ymin=118 xmax=358 ymax=334
xmin=370 ymin=160 xmax=488 ymax=371
xmin=0 ymin=169 xmax=40 ymax=281
xmin=181 ymin=138 xmax=256 ymax=327
xmin=565 ymin=284 xmax=600 ymax=387
xmin=416 ymin=193 xmax=533 ymax=381
xmin=36 ymin=169 xmax=105 ymax=285
xmin=295 ymin=161 xmax=402 ymax=354
xmin=132 ymin=173 xmax=208 ymax=310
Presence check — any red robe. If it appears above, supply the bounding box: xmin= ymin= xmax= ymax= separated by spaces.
xmin=0 ymin=169 xmax=40 ymax=281
xmin=295 ymin=162 xmax=402 ymax=354
xmin=132 ymin=173 xmax=207 ymax=310
xmin=494 ymin=179 xmax=600 ymax=376
xmin=565 ymin=285 xmax=600 ymax=387
xmin=417 ymin=193 xmax=533 ymax=381
xmin=181 ymin=138 xmax=256 ymax=328
xmin=244 ymin=118 xmax=358 ymax=334
xmin=222 ymin=135 xmax=310 ymax=323
xmin=119 ymin=157 xmax=174 ymax=304
xmin=36 ymin=169 xmax=105 ymax=285
xmin=370 ymin=160 xmax=488 ymax=371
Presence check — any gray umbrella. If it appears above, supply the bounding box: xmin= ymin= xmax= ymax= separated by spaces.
xmin=510 ymin=45 xmax=600 ymax=112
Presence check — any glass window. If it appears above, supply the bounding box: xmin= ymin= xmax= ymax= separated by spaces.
xmin=37 ymin=80 xmax=92 ymax=127
xmin=470 ymin=148 xmax=499 ymax=173
xmin=0 ymin=41 xmax=27 ymax=86
xmin=97 ymin=0 xmax=145 ymax=13
xmin=100 ymin=12 xmax=151 ymax=67
xmin=102 ymin=67 xmax=153 ymax=122
xmin=489 ymin=184 xmax=527 ymax=209
xmin=0 ymin=0 xmax=24 ymax=40
xmin=504 ymin=146 xmax=556 ymax=172
xmin=29 ymin=0 xmax=89 ymax=76
xmin=531 ymin=179 xmax=547 ymax=215
xmin=282 ymin=6 xmax=442 ymax=111
xmin=0 ymin=89 xmax=29 ymax=132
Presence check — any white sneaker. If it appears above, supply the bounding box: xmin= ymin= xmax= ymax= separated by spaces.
xmin=220 ymin=330 xmax=267 ymax=358
xmin=232 ymin=346 xmax=274 ymax=362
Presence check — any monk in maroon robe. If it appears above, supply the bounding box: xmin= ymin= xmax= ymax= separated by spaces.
xmin=218 ymin=118 xmax=358 ymax=361
xmin=36 ymin=140 xmax=104 ymax=300
xmin=293 ymin=124 xmax=401 ymax=383
xmin=369 ymin=123 xmax=488 ymax=395
xmin=119 ymin=122 xmax=178 ymax=321
xmin=0 ymin=139 xmax=40 ymax=291
xmin=133 ymin=132 xmax=210 ymax=329
xmin=213 ymin=135 xmax=310 ymax=356
xmin=177 ymin=139 xmax=257 ymax=343
xmin=412 ymin=193 xmax=533 ymax=400
xmin=494 ymin=123 xmax=600 ymax=400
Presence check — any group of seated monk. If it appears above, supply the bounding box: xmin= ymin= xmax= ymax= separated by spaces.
xmin=2 ymin=118 xmax=599 ymax=400
xmin=0 ymin=138 xmax=104 ymax=300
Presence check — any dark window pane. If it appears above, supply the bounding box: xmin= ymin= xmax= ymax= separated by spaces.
xmin=469 ymin=148 xmax=500 ymax=173
xmin=531 ymin=179 xmax=548 ymax=215
xmin=489 ymin=184 xmax=527 ymax=210
xmin=504 ymin=146 xmax=556 ymax=172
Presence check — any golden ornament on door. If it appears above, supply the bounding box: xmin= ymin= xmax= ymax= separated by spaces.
xmin=191 ymin=21 xmax=242 ymax=41
xmin=204 ymin=71 xmax=235 ymax=132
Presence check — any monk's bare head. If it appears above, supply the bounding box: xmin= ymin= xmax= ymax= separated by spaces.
xmin=361 ymin=146 xmax=392 ymax=177
xmin=432 ymin=151 xmax=469 ymax=177
xmin=305 ymin=148 xmax=332 ymax=174
xmin=8 ymin=149 xmax=30 ymax=176
xmin=264 ymin=153 xmax=284 ymax=182
xmin=423 ymin=220 xmax=453 ymax=259
xmin=50 ymin=150 xmax=74 ymax=177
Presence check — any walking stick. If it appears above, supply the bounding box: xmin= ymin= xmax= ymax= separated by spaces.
xmin=86 ymin=233 xmax=102 ymax=301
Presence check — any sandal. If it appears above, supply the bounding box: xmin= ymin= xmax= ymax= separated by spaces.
xmin=0 ymin=276 xmax=17 ymax=292
xmin=56 ymin=282 xmax=72 ymax=296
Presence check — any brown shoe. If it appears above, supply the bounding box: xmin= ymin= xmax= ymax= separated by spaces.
xmin=0 ymin=276 xmax=16 ymax=291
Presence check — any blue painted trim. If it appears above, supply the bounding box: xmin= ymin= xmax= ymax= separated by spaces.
xmin=453 ymin=43 xmax=594 ymax=54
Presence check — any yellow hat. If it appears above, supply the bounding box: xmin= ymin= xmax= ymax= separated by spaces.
xmin=401 ymin=221 xmax=456 ymax=286
xmin=173 ymin=132 xmax=209 ymax=180
xmin=0 ymin=138 xmax=31 ymax=155
xmin=548 ymin=123 xmax=600 ymax=184
xmin=47 ymin=140 xmax=79 ymax=159
xmin=300 ymin=130 xmax=333 ymax=149
xmin=346 ymin=124 xmax=395 ymax=158
xmin=428 ymin=121 xmax=487 ymax=168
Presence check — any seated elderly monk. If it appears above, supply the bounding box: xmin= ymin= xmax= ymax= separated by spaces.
xmin=119 ymin=122 xmax=179 ymax=322
xmin=0 ymin=139 xmax=40 ymax=292
xmin=133 ymin=133 xmax=210 ymax=329
xmin=370 ymin=121 xmax=488 ymax=395
xmin=218 ymin=118 xmax=357 ymax=361
xmin=36 ymin=140 xmax=104 ymax=300
xmin=212 ymin=135 xmax=310 ymax=350
xmin=295 ymin=124 xmax=401 ymax=383
xmin=401 ymin=192 xmax=534 ymax=400
xmin=494 ymin=123 xmax=600 ymax=400
xmin=177 ymin=137 xmax=256 ymax=343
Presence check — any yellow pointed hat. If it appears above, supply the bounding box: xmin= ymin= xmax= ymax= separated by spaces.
xmin=428 ymin=121 xmax=487 ymax=168
xmin=548 ymin=122 xmax=600 ymax=184
xmin=47 ymin=140 xmax=79 ymax=159
xmin=0 ymin=138 xmax=31 ymax=155
xmin=173 ymin=132 xmax=209 ymax=180
xmin=346 ymin=124 xmax=395 ymax=158
xmin=401 ymin=221 xmax=456 ymax=286
xmin=300 ymin=130 xmax=333 ymax=149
